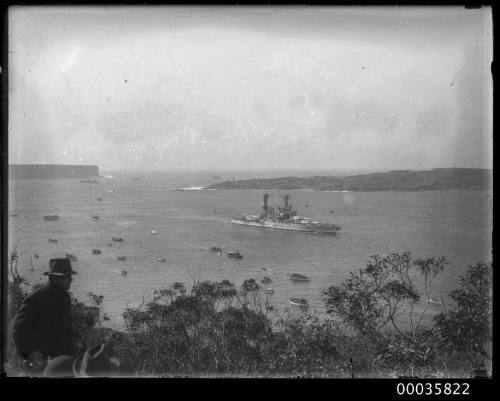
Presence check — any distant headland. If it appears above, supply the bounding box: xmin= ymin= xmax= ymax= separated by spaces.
xmin=206 ymin=168 xmax=492 ymax=191
xmin=9 ymin=164 xmax=99 ymax=179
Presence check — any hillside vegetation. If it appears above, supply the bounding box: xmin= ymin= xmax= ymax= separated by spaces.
xmin=7 ymin=249 xmax=492 ymax=378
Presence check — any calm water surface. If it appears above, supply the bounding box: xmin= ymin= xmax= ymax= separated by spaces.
xmin=8 ymin=170 xmax=493 ymax=329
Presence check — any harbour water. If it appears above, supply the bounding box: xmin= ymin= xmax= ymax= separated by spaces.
xmin=8 ymin=170 xmax=493 ymax=329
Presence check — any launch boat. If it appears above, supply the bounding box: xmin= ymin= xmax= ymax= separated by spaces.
xmin=289 ymin=298 xmax=309 ymax=307
xmin=288 ymin=273 xmax=310 ymax=282
xmin=231 ymin=194 xmax=340 ymax=234
xmin=227 ymin=250 xmax=243 ymax=259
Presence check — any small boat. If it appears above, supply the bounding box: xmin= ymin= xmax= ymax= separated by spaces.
xmin=210 ymin=241 xmax=223 ymax=254
xmin=265 ymin=288 xmax=274 ymax=293
xmin=96 ymin=198 xmax=103 ymax=201
xmin=288 ymin=273 xmax=310 ymax=282
xmin=121 ymin=270 xmax=128 ymax=276
xmin=65 ymin=253 xmax=77 ymax=261
xmin=112 ymin=237 xmax=123 ymax=242
xmin=227 ymin=250 xmax=243 ymax=259
xmin=91 ymin=215 xmax=100 ymax=221
xmin=156 ymin=256 xmax=166 ymax=262
xmin=10 ymin=214 xmax=18 ymax=217
xmin=107 ymin=243 xmax=113 ymax=247
xmin=34 ymin=253 xmax=39 ymax=259
xmin=259 ymin=267 xmax=268 ymax=271
xmin=151 ymin=230 xmax=157 ymax=235
xmin=43 ymin=215 xmax=60 ymax=221
xmin=329 ymin=210 xmax=335 ymax=213
xmin=117 ymin=256 xmax=127 ymax=261
xmin=48 ymin=238 xmax=58 ymax=243
xmin=92 ymin=249 xmax=102 ymax=255
xmin=289 ymin=298 xmax=309 ymax=307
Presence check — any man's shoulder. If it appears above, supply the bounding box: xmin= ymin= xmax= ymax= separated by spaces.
xmin=25 ymin=284 xmax=53 ymax=301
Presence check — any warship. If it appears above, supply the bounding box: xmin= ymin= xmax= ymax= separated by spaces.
xmin=231 ymin=194 xmax=340 ymax=234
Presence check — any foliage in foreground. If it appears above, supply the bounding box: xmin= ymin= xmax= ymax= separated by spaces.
xmin=322 ymin=253 xmax=492 ymax=377
xmin=6 ymin=251 xmax=492 ymax=377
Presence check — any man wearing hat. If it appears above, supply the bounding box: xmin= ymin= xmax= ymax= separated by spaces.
xmin=11 ymin=257 xmax=77 ymax=374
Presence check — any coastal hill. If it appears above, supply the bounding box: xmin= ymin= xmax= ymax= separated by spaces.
xmin=9 ymin=164 xmax=99 ymax=179
xmin=207 ymin=168 xmax=492 ymax=191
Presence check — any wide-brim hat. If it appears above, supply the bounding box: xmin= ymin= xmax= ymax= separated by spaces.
xmin=43 ymin=258 xmax=78 ymax=277
xmin=73 ymin=343 xmax=120 ymax=377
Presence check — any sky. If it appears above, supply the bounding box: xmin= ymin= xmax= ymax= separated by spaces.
xmin=8 ymin=6 xmax=493 ymax=171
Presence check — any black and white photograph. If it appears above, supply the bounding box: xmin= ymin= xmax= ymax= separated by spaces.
xmin=4 ymin=5 xmax=493 ymax=380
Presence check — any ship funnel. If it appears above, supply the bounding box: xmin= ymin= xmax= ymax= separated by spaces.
xmin=282 ymin=194 xmax=290 ymax=209
xmin=263 ymin=193 xmax=270 ymax=211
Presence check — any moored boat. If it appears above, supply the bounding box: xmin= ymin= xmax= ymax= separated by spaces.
xmin=289 ymin=298 xmax=309 ymax=307
xmin=288 ymin=273 xmax=310 ymax=282
xmin=227 ymin=250 xmax=243 ymax=259
xmin=210 ymin=241 xmax=223 ymax=254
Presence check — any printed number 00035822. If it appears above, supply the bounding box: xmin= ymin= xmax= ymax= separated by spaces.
xmin=396 ymin=382 xmax=470 ymax=396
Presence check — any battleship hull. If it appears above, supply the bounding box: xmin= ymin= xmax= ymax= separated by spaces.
xmin=231 ymin=218 xmax=339 ymax=234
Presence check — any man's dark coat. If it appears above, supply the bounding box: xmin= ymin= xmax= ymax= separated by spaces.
xmin=11 ymin=282 xmax=74 ymax=359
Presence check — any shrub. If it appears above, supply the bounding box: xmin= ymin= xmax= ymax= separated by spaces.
xmin=322 ymin=253 xmax=492 ymax=377
xmin=321 ymin=252 xmax=448 ymax=376
xmin=118 ymin=279 xmax=277 ymax=375
xmin=434 ymin=262 xmax=492 ymax=370
xmin=322 ymin=252 xmax=448 ymax=342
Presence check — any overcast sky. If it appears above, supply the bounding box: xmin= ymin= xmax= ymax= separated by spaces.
xmin=8 ymin=6 xmax=492 ymax=171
